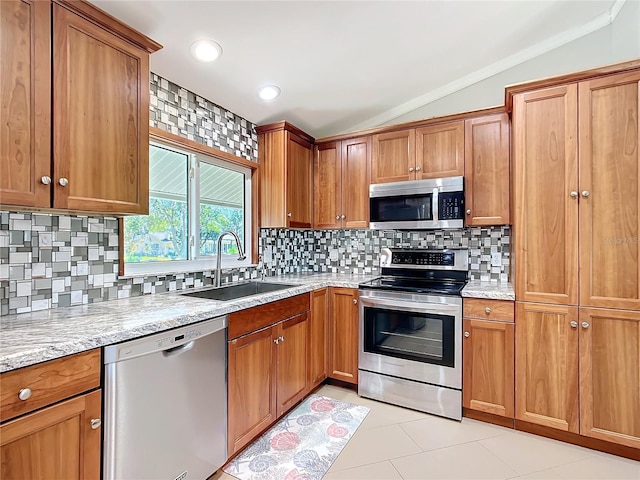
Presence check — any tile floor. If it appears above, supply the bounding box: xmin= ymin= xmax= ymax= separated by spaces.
xmin=213 ymin=384 xmax=640 ymax=480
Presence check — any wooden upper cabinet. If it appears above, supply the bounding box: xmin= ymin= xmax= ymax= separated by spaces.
xmin=371 ymin=129 xmax=415 ymax=183
xmin=464 ymin=113 xmax=510 ymax=226
xmin=341 ymin=137 xmax=371 ymax=228
xmin=328 ymin=287 xmax=359 ymax=384
xmin=53 ymin=4 xmax=149 ymax=214
xmin=578 ymin=307 xmax=640 ymax=449
xmin=0 ymin=0 xmax=51 ymax=208
xmin=578 ymin=71 xmax=640 ymax=310
xmin=0 ymin=389 xmax=101 ymax=480
xmin=258 ymin=122 xmax=314 ymax=228
xmin=314 ymin=142 xmax=342 ymax=229
xmin=515 ymin=302 xmax=579 ymax=433
xmin=275 ymin=313 xmax=309 ymax=417
xmin=415 ymin=121 xmax=464 ymax=179
xmin=513 ymin=85 xmax=579 ymax=305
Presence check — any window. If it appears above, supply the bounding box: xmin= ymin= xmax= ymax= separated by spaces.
xmin=123 ymin=140 xmax=253 ymax=275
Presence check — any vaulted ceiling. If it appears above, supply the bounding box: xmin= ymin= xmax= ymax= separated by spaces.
xmin=90 ymin=1 xmax=626 ymax=138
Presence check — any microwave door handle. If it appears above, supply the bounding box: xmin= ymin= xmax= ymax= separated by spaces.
xmin=432 ymin=188 xmax=439 ymax=222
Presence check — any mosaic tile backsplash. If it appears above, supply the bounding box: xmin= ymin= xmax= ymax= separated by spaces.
xmin=150 ymin=74 xmax=258 ymax=163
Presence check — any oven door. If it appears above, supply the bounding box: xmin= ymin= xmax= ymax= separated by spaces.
xmin=359 ymin=290 xmax=462 ymax=389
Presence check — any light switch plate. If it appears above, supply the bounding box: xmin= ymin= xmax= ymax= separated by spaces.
xmin=491 ymin=252 xmax=502 ymax=267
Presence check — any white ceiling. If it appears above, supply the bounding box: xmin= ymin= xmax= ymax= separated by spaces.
xmin=90 ymin=0 xmax=622 ymax=138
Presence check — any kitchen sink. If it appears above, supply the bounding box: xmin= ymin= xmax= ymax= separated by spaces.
xmin=180 ymin=281 xmax=297 ymax=301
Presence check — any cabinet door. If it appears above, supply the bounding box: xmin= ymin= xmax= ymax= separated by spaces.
xmin=329 ymin=287 xmax=359 ymax=384
xmin=286 ymin=132 xmax=313 ymax=228
xmin=0 ymin=0 xmax=51 ymax=208
xmin=579 ymin=72 xmax=640 ymax=310
xmin=513 ymin=86 xmax=579 ymax=305
xmin=276 ymin=313 xmax=309 ymax=417
xmin=314 ymin=142 xmax=342 ymax=229
xmin=579 ymin=307 xmax=640 ymax=448
xmin=371 ymin=129 xmax=415 ymax=183
xmin=0 ymin=389 xmax=101 ymax=480
xmin=463 ymin=319 xmax=514 ymax=418
xmin=228 ymin=327 xmax=277 ymax=455
xmin=415 ymin=121 xmax=464 ymax=179
xmin=52 ymin=5 xmax=149 ymax=214
xmin=515 ymin=302 xmax=579 ymax=432
xmin=309 ymin=289 xmax=329 ymax=388
xmin=341 ymin=136 xmax=371 ymax=228
xmin=464 ymin=114 xmax=510 ymax=226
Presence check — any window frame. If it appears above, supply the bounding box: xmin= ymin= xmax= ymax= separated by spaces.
xmin=119 ymin=128 xmax=259 ymax=277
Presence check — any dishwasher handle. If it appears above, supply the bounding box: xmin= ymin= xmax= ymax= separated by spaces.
xmin=162 ymin=341 xmax=195 ymax=358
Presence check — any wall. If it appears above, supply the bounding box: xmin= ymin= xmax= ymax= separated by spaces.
xmin=387 ymin=0 xmax=640 ymax=125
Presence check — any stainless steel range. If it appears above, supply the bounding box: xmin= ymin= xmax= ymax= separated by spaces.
xmin=358 ymin=247 xmax=468 ymax=420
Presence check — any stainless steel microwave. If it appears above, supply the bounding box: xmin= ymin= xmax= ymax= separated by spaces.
xmin=369 ymin=176 xmax=464 ymax=230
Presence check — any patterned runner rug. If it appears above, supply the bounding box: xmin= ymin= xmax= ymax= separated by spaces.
xmin=223 ymin=394 xmax=370 ymax=480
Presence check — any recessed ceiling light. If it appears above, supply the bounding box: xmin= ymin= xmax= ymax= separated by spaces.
xmin=257 ymin=85 xmax=281 ymax=101
xmin=190 ymin=39 xmax=222 ymax=63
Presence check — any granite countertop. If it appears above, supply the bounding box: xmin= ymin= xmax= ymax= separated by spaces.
xmin=0 ymin=273 xmax=376 ymax=373
xmin=461 ymin=279 xmax=515 ymax=301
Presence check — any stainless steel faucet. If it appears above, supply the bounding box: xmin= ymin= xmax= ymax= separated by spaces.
xmin=215 ymin=231 xmax=246 ymax=287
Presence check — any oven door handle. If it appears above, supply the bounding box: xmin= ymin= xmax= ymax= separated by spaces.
xmin=359 ymin=296 xmax=460 ymax=314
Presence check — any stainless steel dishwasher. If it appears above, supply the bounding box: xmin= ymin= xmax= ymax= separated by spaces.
xmin=103 ymin=316 xmax=227 ymax=480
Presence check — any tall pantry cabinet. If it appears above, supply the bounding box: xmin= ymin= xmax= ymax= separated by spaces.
xmin=512 ymin=70 xmax=640 ymax=449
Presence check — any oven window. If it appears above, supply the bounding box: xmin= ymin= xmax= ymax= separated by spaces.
xmin=363 ymin=307 xmax=455 ymax=367
xmin=370 ymin=194 xmax=432 ymax=222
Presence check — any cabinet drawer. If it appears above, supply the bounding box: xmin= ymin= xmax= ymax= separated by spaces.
xmin=0 ymin=349 xmax=101 ymax=422
xmin=463 ymin=298 xmax=514 ymax=322
xmin=229 ymin=294 xmax=310 ymax=340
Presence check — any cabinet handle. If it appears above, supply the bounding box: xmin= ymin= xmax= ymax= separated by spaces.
xmin=280 ymin=335 xmax=285 ymax=342
xmin=353 ymin=298 xmax=358 ymax=305
xmin=581 ymin=322 xmax=590 ymax=329
xmin=41 ymin=176 xmax=52 ymax=185
xmin=336 ymin=215 xmax=340 ymax=220
xmin=466 ymin=209 xmax=471 ymax=215
xmin=274 ymin=338 xmax=279 ymax=344
xmin=341 ymin=215 xmax=345 ymax=219
xmin=464 ymin=331 xmax=470 ymax=338
xmin=287 ymin=212 xmax=292 ymax=217
xmin=409 ymin=167 xmax=415 ymax=172
xmin=485 ymin=307 xmax=492 ymax=314
xmin=415 ymin=166 xmax=421 ymax=171
xmin=581 ymin=191 xmax=590 ymax=198
xmin=58 ymin=177 xmax=69 ymax=187
xmin=90 ymin=418 xmax=101 ymax=430
xmin=570 ymin=191 xmax=578 ymax=198
xmin=570 ymin=321 xmax=578 ymax=328
xmin=18 ymin=388 xmax=32 ymax=401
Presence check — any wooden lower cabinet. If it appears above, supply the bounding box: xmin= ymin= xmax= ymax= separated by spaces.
xmin=276 ymin=313 xmax=310 ymax=417
xmin=579 ymin=308 xmax=640 ymax=448
xmin=309 ymin=289 xmax=329 ymax=388
xmin=328 ymin=287 xmax=359 ymax=384
xmin=0 ymin=389 xmax=101 ymax=480
xmin=463 ymin=319 xmax=514 ymax=418
xmin=515 ymin=302 xmax=579 ymax=433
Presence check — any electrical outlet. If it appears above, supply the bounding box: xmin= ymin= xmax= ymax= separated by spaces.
xmin=491 ymin=252 xmax=502 ymax=267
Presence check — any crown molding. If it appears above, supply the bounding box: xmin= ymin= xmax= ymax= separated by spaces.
xmin=347 ymin=0 xmax=626 ymax=132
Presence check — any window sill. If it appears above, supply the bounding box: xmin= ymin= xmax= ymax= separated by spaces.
xmin=120 ymin=261 xmax=258 ymax=280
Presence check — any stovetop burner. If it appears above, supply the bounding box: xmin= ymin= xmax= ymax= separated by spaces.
xmin=359 ymin=276 xmax=466 ymax=296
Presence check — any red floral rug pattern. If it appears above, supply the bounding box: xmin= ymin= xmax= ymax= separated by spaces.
xmin=223 ymin=394 xmax=370 ymax=480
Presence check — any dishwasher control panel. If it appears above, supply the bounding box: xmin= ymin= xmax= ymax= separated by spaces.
xmin=154 ymin=327 xmax=204 ymax=350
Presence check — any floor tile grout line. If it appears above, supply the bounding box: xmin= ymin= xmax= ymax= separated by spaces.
xmin=396 ymin=421 xmax=508 ymax=454
xmin=473 ymin=440 xmax=520 ymax=478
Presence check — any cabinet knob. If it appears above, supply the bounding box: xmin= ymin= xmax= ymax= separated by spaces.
xmin=415 ymin=166 xmax=421 ymax=171
xmin=409 ymin=167 xmax=415 ymax=172
xmin=353 ymin=298 xmax=358 ymax=305
xmin=570 ymin=191 xmax=578 ymax=198
xmin=287 ymin=212 xmax=292 ymax=217
xmin=485 ymin=307 xmax=492 ymax=314
xmin=581 ymin=321 xmax=590 ymax=329
xmin=58 ymin=177 xmax=69 ymax=187
xmin=581 ymin=190 xmax=590 ymax=198
xmin=18 ymin=388 xmax=32 ymax=401
xmin=41 ymin=176 xmax=52 ymax=185
xmin=341 ymin=214 xmax=346 ymax=219
xmin=464 ymin=331 xmax=470 ymax=338
xmin=466 ymin=209 xmax=471 ymax=215
xmin=570 ymin=321 xmax=578 ymax=328
xmin=336 ymin=215 xmax=340 ymax=220
xmin=90 ymin=418 xmax=101 ymax=430
xmin=274 ymin=338 xmax=279 ymax=344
